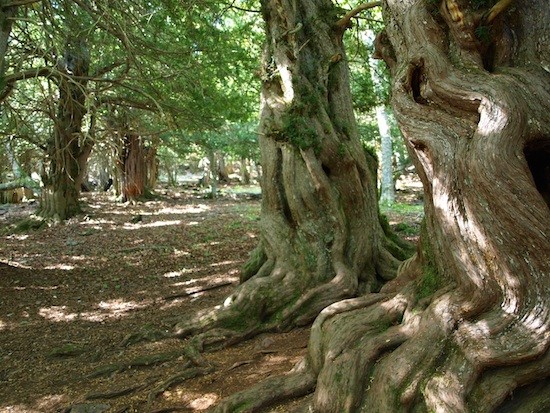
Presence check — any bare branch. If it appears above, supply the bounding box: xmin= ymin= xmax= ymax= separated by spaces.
xmin=336 ymin=2 xmax=381 ymax=30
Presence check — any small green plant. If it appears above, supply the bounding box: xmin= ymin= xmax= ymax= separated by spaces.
xmin=394 ymin=222 xmax=419 ymax=236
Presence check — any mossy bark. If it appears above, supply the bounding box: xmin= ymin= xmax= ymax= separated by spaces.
xmin=39 ymin=41 xmax=91 ymax=220
xmin=175 ymin=0 xmax=409 ymax=342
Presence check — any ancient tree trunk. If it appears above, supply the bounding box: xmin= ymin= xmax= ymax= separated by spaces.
xmin=208 ymin=1 xmax=550 ymax=412
xmin=118 ymin=132 xmax=146 ymax=202
xmin=175 ymin=0 xmax=409 ymax=347
xmin=40 ymin=41 xmax=90 ymax=220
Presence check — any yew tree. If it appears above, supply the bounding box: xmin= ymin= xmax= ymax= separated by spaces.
xmin=174 ymin=0 xmax=411 ymax=342
xmin=198 ymin=0 xmax=550 ymax=411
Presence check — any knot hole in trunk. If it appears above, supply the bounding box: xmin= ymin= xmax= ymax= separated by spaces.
xmin=524 ymin=137 xmax=550 ymax=209
xmin=408 ymin=61 xmax=429 ymax=105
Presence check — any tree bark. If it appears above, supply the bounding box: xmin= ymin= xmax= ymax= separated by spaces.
xmin=0 ymin=2 xmax=16 ymax=101
xmin=145 ymin=138 xmax=159 ymax=189
xmin=175 ymin=0 xmax=410 ymax=349
xmin=118 ymin=131 xmax=146 ymax=202
xmin=207 ymin=0 xmax=550 ymax=412
xmin=40 ymin=40 xmax=90 ymax=220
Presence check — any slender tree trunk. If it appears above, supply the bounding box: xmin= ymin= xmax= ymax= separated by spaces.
xmin=241 ymin=157 xmax=251 ymax=184
xmin=208 ymin=1 xmax=550 ymax=412
xmin=376 ymin=105 xmax=395 ymax=204
xmin=207 ymin=148 xmax=218 ymax=198
xmin=40 ymin=41 xmax=90 ymax=220
xmin=175 ymin=0 xmax=410 ymax=349
xmin=369 ymin=49 xmax=395 ymax=205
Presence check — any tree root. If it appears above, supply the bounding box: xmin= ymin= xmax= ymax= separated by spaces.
xmin=207 ymin=359 xmax=316 ymax=413
xmin=88 ymin=349 xmax=191 ymax=378
xmin=209 ymin=277 xmax=549 ymax=412
xmin=147 ymin=366 xmax=215 ymax=404
xmin=86 ymin=382 xmax=151 ymax=400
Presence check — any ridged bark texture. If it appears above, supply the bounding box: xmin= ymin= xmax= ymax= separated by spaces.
xmin=40 ymin=41 xmax=90 ymax=220
xmin=207 ymin=0 xmax=550 ymax=412
xmin=174 ymin=0 xmax=410 ymax=345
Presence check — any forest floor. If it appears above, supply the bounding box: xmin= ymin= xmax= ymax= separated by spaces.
xmin=0 ymin=180 xmax=423 ymax=413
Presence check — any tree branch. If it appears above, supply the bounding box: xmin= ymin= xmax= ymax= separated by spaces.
xmin=4 ymin=67 xmax=53 ymax=84
xmin=2 ymin=0 xmax=42 ymax=8
xmin=484 ymin=0 xmax=514 ymax=24
xmin=336 ymin=2 xmax=381 ymax=29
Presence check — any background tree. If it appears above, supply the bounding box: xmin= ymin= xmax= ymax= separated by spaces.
xmin=209 ymin=0 xmax=550 ymax=411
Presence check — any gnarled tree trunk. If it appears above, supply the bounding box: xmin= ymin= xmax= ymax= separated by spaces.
xmin=174 ymin=0 xmax=410 ymax=351
xmin=40 ymin=40 xmax=91 ymax=220
xmin=208 ymin=0 xmax=550 ymax=412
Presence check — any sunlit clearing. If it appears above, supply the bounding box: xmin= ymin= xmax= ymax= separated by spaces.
xmin=39 ymin=306 xmax=78 ymax=322
xmin=210 ymin=260 xmax=238 ymax=267
xmin=13 ymin=285 xmax=59 ymax=291
xmin=44 ymin=263 xmax=75 ymax=270
xmin=141 ymin=220 xmax=182 ymax=228
xmin=172 ymin=273 xmax=238 ymax=288
xmin=36 ymin=394 xmax=68 ymax=410
xmin=79 ymin=218 xmax=113 ymax=225
xmin=122 ymin=219 xmax=181 ymax=230
xmin=173 ymin=249 xmax=191 ymax=257
xmin=2 ymin=260 xmax=33 ymax=269
xmin=157 ymin=204 xmax=211 ymax=215
xmin=163 ymin=268 xmax=197 ymax=278
xmin=162 ymin=390 xmax=219 ymax=410
xmin=39 ymin=299 xmax=151 ymax=323
xmin=6 ymin=234 xmax=29 ymax=240
xmin=0 ymin=319 xmax=7 ymax=331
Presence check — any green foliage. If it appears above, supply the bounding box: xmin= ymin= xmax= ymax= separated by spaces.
xmin=380 ymin=202 xmax=424 ymax=215
xmin=393 ymin=222 xmax=419 ymax=236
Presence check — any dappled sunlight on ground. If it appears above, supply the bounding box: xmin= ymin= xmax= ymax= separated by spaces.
xmin=0 ymin=189 xmax=272 ymax=411
xmin=162 ymin=391 xmax=219 ymax=410
xmin=0 ymin=183 xmax=426 ymax=411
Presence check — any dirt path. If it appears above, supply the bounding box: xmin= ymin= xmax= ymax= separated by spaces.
xmin=0 ymin=184 xmax=422 ymax=412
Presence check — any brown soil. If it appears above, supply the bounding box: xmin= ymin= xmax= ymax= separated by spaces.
xmin=0 ymin=183 xmax=421 ymax=412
